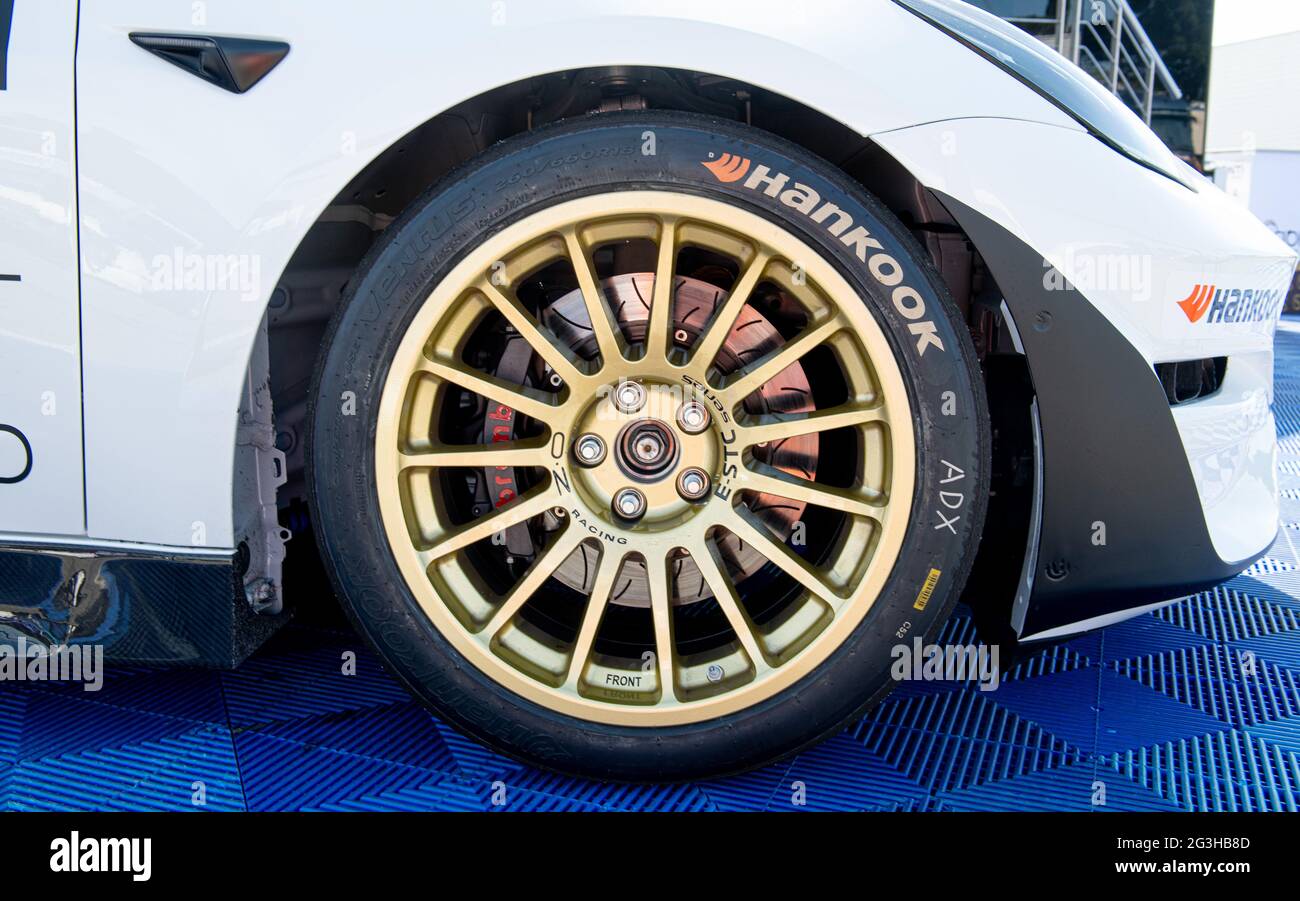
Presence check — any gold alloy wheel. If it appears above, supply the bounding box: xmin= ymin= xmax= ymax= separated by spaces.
xmin=375 ymin=191 xmax=916 ymax=726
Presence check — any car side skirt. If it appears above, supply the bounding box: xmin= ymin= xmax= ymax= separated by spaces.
xmin=0 ymin=542 xmax=287 ymax=667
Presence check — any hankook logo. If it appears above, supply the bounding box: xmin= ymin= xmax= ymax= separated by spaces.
xmin=1177 ymin=283 xmax=1284 ymax=325
xmin=701 ymin=153 xmax=751 ymax=183
xmin=1177 ymin=284 xmax=1215 ymax=323
xmin=701 ymin=152 xmax=944 ymax=356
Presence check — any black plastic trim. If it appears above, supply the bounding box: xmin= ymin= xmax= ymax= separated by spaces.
xmin=129 ymin=32 xmax=289 ymax=94
xmin=1156 ymin=356 xmax=1227 ymax=406
xmin=937 ymin=193 xmax=1266 ymax=636
xmin=0 ymin=542 xmax=288 ymax=666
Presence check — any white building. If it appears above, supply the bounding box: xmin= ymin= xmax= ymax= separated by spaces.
xmin=1206 ymin=30 xmax=1300 ymax=255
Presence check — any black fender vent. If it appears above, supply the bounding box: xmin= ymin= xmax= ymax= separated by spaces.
xmin=1156 ymin=357 xmax=1227 ymax=406
xmin=129 ymin=33 xmax=289 ymax=94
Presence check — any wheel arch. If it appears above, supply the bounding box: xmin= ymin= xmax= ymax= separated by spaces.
xmin=258 ymin=68 xmax=1036 ymax=634
xmin=265 ymin=66 xmax=965 ymax=494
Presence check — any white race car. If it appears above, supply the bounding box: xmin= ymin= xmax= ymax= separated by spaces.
xmin=1 ymin=0 xmax=1294 ymax=779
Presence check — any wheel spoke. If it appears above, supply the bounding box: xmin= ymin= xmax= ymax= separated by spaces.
xmin=720 ymin=316 xmax=843 ymax=404
xmin=689 ymin=249 xmax=772 ymax=376
xmin=562 ymin=228 xmax=626 ymax=366
xmin=563 ymin=547 xmax=624 ymax=687
xmin=418 ymin=483 xmax=558 ymax=564
xmin=645 ymin=552 xmax=677 ymax=702
xmin=480 ymin=527 xmax=585 ymax=638
xmin=738 ymin=402 xmax=886 ymax=448
xmin=717 ymin=504 xmax=843 ymax=606
xmin=400 ymin=440 xmax=552 ymax=471
xmin=646 ymin=217 xmax=678 ymax=361
xmin=691 ymin=543 xmax=771 ymax=675
xmin=736 ymin=463 xmax=884 ymax=520
xmin=417 ymin=357 xmax=559 ymax=423
xmin=478 ymin=280 xmax=586 ymax=388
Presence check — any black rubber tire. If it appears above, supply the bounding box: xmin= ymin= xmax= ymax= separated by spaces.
xmin=307 ymin=111 xmax=991 ymax=782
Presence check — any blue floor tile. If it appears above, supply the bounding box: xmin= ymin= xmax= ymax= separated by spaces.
xmin=9 ymin=318 xmax=1300 ymax=810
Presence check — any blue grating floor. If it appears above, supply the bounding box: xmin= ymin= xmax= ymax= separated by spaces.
xmin=6 ymin=322 xmax=1300 ymax=812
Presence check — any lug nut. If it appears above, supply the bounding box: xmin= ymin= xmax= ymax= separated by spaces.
xmin=676 ymin=467 xmax=711 ymax=501
xmin=613 ymin=487 xmax=648 ymax=520
xmin=676 ymin=400 xmax=711 ymax=435
xmin=574 ymin=434 xmax=607 ymax=466
xmin=613 ymin=380 xmax=647 ymax=414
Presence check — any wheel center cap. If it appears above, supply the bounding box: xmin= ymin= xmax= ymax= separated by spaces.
xmin=616 ymin=419 xmax=678 ymax=480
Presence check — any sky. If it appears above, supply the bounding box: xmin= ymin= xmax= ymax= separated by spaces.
xmin=1213 ymin=0 xmax=1300 ymax=45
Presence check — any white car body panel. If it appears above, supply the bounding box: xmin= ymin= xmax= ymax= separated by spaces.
xmin=65 ymin=0 xmax=1080 ymax=549
xmin=874 ymin=117 xmax=1296 ymax=562
xmin=0 ymin=0 xmax=82 ymax=535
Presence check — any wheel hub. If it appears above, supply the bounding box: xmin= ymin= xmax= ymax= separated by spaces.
xmin=544 ymin=273 xmax=818 ymax=606
xmin=617 ymin=417 xmax=678 ymax=480
xmin=567 ymin=377 xmax=717 ymax=534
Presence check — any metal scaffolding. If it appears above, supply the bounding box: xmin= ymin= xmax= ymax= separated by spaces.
xmin=992 ymin=0 xmax=1182 ymax=122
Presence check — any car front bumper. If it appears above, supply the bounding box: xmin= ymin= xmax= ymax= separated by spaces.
xmin=875 ymin=117 xmax=1296 ymax=639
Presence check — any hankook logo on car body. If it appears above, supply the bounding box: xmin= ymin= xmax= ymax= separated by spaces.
xmin=1177 ymin=283 xmax=1284 ymax=325
xmin=701 ymin=153 xmax=945 ymax=357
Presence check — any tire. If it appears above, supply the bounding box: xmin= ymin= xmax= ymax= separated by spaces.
xmin=307 ymin=111 xmax=990 ymax=781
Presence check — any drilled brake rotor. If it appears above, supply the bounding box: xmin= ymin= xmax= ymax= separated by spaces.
xmin=534 ymin=272 xmax=819 ymax=606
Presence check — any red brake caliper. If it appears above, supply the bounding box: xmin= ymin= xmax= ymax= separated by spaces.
xmin=481 ymin=336 xmax=536 ymax=557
